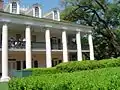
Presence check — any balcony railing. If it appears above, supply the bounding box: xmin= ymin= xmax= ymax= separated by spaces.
xmin=81 ymin=44 xmax=89 ymax=50
xmin=32 ymin=42 xmax=45 ymax=49
xmin=8 ymin=41 xmax=25 ymax=49
xmin=0 ymin=41 xmax=46 ymax=49
xmin=8 ymin=41 xmax=46 ymax=49
xmin=0 ymin=41 xmax=89 ymax=50
xmin=51 ymin=43 xmax=62 ymax=50
xmin=68 ymin=43 xmax=77 ymax=50
xmin=68 ymin=43 xmax=89 ymax=50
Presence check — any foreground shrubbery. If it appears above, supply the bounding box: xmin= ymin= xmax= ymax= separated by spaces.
xmin=9 ymin=58 xmax=120 ymax=89
xmin=56 ymin=58 xmax=120 ymax=72
xmin=26 ymin=58 xmax=120 ymax=76
xmin=9 ymin=67 xmax=120 ymax=90
xmin=27 ymin=67 xmax=62 ymax=76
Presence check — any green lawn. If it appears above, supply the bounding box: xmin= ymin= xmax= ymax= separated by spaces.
xmin=0 ymin=82 xmax=8 ymax=90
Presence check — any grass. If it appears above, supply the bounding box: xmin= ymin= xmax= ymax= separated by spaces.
xmin=0 ymin=82 xmax=8 ymax=90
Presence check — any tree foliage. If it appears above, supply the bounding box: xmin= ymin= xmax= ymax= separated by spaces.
xmin=60 ymin=0 xmax=120 ymax=59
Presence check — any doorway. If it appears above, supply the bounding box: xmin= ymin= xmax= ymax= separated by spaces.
xmin=8 ymin=59 xmax=16 ymax=76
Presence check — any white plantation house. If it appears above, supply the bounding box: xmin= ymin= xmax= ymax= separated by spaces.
xmin=0 ymin=0 xmax=94 ymax=81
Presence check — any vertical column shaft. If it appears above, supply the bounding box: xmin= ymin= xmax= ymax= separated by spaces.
xmin=25 ymin=26 xmax=32 ymax=69
xmin=76 ymin=31 xmax=82 ymax=61
xmin=88 ymin=33 xmax=94 ymax=60
xmin=1 ymin=24 xmax=10 ymax=82
xmin=45 ymin=29 xmax=52 ymax=68
xmin=62 ymin=30 xmax=68 ymax=62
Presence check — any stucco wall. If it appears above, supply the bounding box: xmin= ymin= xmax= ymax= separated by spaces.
xmin=0 ymin=51 xmax=63 ymax=73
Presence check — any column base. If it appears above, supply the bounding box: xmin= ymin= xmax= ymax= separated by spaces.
xmin=0 ymin=76 xmax=10 ymax=82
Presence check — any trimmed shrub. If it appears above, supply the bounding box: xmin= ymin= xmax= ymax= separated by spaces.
xmin=22 ymin=58 xmax=120 ymax=76
xmin=26 ymin=67 xmax=62 ymax=76
xmin=9 ymin=67 xmax=120 ymax=90
xmin=56 ymin=58 xmax=120 ymax=72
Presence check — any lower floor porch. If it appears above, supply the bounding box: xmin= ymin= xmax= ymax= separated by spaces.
xmin=0 ymin=51 xmax=90 ymax=77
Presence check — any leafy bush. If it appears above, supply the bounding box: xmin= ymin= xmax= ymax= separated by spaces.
xmin=56 ymin=59 xmax=120 ymax=72
xmin=23 ymin=59 xmax=120 ymax=76
xmin=9 ymin=67 xmax=120 ymax=90
xmin=26 ymin=67 xmax=62 ymax=76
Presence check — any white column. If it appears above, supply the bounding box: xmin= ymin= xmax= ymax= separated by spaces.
xmin=1 ymin=24 xmax=10 ymax=82
xmin=76 ymin=31 xmax=82 ymax=61
xmin=25 ymin=26 xmax=32 ymax=69
xmin=88 ymin=33 xmax=94 ymax=60
xmin=62 ymin=30 xmax=68 ymax=62
xmin=45 ymin=29 xmax=52 ymax=68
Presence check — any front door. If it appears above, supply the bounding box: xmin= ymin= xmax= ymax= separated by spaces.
xmin=8 ymin=60 xmax=16 ymax=77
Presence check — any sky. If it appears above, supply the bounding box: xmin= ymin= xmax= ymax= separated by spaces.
xmin=5 ymin=0 xmax=60 ymax=13
xmin=22 ymin=0 xmax=60 ymax=12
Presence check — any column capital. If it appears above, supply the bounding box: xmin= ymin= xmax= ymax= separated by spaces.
xmin=2 ymin=23 xmax=8 ymax=27
xmin=26 ymin=25 xmax=31 ymax=28
xmin=42 ymin=27 xmax=51 ymax=31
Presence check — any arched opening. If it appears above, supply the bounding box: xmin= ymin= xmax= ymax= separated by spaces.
xmin=12 ymin=2 xmax=17 ymax=13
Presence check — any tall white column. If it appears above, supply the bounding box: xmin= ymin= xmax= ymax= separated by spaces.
xmin=62 ymin=30 xmax=68 ymax=62
xmin=76 ymin=31 xmax=82 ymax=61
xmin=88 ymin=33 xmax=94 ymax=60
xmin=25 ymin=26 xmax=32 ymax=69
xmin=45 ymin=29 xmax=52 ymax=68
xmin=1 ymin=24 xmax=10 ymax=82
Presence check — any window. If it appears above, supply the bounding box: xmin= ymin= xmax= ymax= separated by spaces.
xmin=23 ymin=61 xmax=26 ymax=69
xmin=54 ymin=10 xmax=58 ymax=19
xmin=52 ymin=58 xmax=62 ymax=67
xmin=16 ymin=61 xmax=21 ymax=70
xmin=12 ymin=2 xmax=17 ymax=13
xmin=32 ymin=60 xmax=38 ymax=68
xmin=35 ymin=7 xmax=39 ymax=17
xmin=16 ymin=34 xmax=21 ymax=41
xmin=32 ymin=35 xmax=36 ymax=42
xmin=34 ymin=60 xmax=38 ymax=68
xmin=58 ymin=38 xmax=62 ymax=49
xmin=51 ymin=37 xmax=57 ymax=44
xmin=51 ymin=37 xmax=58 ymax=49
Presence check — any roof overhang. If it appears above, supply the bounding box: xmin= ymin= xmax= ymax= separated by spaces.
xmin=0 ymin=11 xmax=92 ymax=32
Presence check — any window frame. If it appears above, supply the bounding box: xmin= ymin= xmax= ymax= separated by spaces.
xmin=12 ymin=2 xmax=17 ymax=13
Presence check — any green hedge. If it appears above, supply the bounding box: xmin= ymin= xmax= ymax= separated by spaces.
xmin=27 ymin=67 xmax=62 ymax=76
xmin=56 ymin=59 xmax=120 ymax=72
xmin=9 ymin=67 xmax=120 ymax=90
xmin=24 ymin=59 xmax=120 ymax=76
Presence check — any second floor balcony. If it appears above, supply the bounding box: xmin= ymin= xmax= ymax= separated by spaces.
xmin=0 ymin=41 xmax=89 ymax=50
